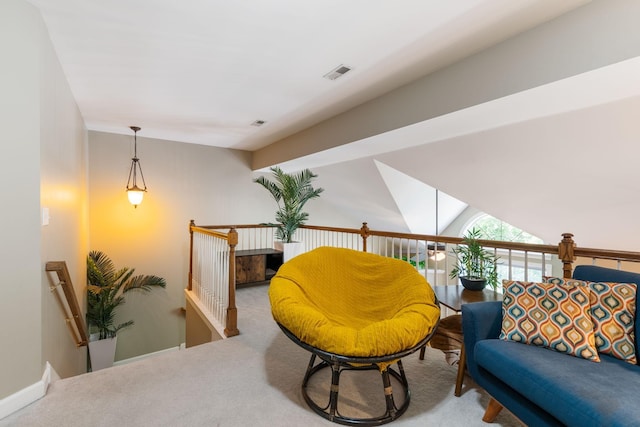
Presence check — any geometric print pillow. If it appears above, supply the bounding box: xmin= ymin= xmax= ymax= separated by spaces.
xmin=500 ymin=280 xmax=600 ymax=362
xmin=543 ymin=277 xmax=637 ymax=364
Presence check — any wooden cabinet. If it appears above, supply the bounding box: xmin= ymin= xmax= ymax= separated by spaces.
xmin=235 ymin=249 xmax=283 ymax=285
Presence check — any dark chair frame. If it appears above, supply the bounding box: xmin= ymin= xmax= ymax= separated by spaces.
xmin=277 ymin=320 xmax=439 ymax=426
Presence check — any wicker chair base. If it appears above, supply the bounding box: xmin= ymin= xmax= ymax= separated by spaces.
xmin=278 ymin=323 xmax=438 ymax=426
xmin=302 ymin=354 xmax=410 ymax=426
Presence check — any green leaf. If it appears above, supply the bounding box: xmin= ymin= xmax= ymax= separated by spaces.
xmin=86 ymin=251 xmax=166 ymax=338
xmin=254 ymin=166 xmax=323 ymax=243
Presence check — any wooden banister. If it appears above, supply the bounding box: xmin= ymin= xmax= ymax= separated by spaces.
xmin=188 ymin=219 xmax=195 ymax=291
xmin=189 ymin=221 xmax=240 ymax=338
xmin=225 ymin=228 xmax=239 ymax=337
xmin=360 ymin=222 xmax=371 ymax=252
xmin=45 ymin=261 xmax=88 ymax=347
xmin=188 ymin=222 xmax=640 ymax=343
xmin=558 ymin=233 xmax=576 ymax=278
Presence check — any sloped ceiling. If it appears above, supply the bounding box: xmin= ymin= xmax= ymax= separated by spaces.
xmin=377 ymin=95 xmax=640 ymax=250
xmin=374 ymin=161 xmax=467 ymax=235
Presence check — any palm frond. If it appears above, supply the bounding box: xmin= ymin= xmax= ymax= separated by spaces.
xmin=254 ymin=166 xmax=323 ymax=243
xmin=123 ymin=275 xmax=167 ymax=293
xmin=86 ymin=251 xmax=165 ymax=339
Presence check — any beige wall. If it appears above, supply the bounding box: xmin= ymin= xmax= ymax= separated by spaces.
xmin=88 ymin=131 xmax=352 ymax=361
xmin=0 ymin=0 xmax=42 ymax=400
xmin=88 ymin=132 xmax=278 ymax=360
xmin=39 ymin=10 xmax=89 ymax=380
xmin=0 ymin=0 xmax=88 ymax=399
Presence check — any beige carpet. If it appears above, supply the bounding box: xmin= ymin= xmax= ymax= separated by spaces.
xmin=1 ymin=285 xmax=521 ymax=427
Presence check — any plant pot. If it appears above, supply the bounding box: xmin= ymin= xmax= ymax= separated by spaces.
xmin=460 ymin=276 xmax=487 ymax=291
xmin=88 ymin=335 xmax=117 ymax=371
xmin=274 ymin=241 xmax=304 ymax=263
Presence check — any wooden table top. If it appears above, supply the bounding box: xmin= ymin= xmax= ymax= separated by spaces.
xmin=433 ymin=285 xmax=502 ymax=312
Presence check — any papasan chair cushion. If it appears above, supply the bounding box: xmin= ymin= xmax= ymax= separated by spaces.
xmin=269 ymin=246 xmax=440 ymax=358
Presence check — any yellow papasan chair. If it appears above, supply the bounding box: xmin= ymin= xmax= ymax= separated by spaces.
xmin=269 ymin=246 xmax=441 ymax=426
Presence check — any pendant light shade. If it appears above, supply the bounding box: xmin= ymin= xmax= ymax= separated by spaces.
xmin=126 ymin=126 xmax=147 ymax=208
xmin=127 ymin=185 xmax=145 ymax=206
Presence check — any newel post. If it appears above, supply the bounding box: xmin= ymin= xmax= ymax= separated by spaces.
xmin=360 ymin=222 xmax=371 ymax=252
xmin=558 ymin=233 xmax=576 ymax=279
xmin=225 ymin=227 xmax=240 ymax=337
xmin=188 ymin=220 xmax=195 ymax=291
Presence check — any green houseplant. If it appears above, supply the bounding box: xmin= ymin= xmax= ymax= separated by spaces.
xmin=86 ymin=250 xmax=166 ymax=369
xmin=449 ymin=228 xmax=500 ymax=290
xmin=254 ymin=167 xmax=323 ymax=260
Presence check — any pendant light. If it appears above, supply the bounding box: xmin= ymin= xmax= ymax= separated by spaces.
xmin=428 ymin=188 xmax=446 ymax=261
xmin=125 ymin=126 xmax=147 ymax=208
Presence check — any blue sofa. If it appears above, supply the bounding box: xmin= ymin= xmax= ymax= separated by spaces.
xmin=462 ymin=265 xmax=640 ymax=426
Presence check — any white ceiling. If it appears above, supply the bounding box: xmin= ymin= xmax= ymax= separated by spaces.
xmin=27 ymin=0 xmax=589 ymax=152
xmin=36 ymin=0 xmax=640 ymax=250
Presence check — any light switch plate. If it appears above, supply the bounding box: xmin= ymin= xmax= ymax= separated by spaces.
xmin=42 ymin=207 xmax=50 ymax=226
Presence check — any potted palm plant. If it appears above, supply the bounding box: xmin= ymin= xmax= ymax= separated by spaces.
xmin=254 ymin=166 xmax=323 ymax=262
xmin=86 ymin=250 xmax=166 ymax=370
xmin=449 ymin=228 xmax=500 ymax=291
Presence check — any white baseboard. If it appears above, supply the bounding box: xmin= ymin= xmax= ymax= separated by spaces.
xmin=113 ymin=343 xmax=186 ymax=367
xmin=0 ymin=362 xmax=57 ymax=420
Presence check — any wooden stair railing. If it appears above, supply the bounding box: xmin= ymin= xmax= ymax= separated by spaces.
xmin=188 ymin=220 xmax=239 ymax=338
xmin=45 ymin=261 xmax=88 ymax=347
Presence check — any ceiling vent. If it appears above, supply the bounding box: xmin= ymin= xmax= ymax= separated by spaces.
xmin=251 ymin=120 xmax=266 ymax=127
xmin=323 ymin=64 xmax=352 ymax=80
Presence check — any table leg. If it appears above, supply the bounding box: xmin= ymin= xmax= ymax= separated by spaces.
xmin=454 ymin=342 xmax=466 ymax=397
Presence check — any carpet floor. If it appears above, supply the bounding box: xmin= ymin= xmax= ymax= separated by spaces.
xmin=1 ymin=285 xmax=522 ymax=426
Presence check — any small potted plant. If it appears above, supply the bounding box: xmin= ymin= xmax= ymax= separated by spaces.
xmin=254 ymin=166 xmax=323 ymax=262
xmin=86 ymin=250 xmax=166 ymax=370
xmin=449 ymin=228 xmax=500 ymax=291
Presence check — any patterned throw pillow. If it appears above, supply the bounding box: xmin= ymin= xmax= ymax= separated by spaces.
xmin=500 ymin=280 xmax=600 ymax=362
xmin=543 ymin=276 xmax=637 ymax=364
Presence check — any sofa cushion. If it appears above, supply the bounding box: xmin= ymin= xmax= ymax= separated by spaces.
xmin=500 ymin=280 xmax=599 ymax=361
xmin=544 ymin=276 xmax=637 ymax=364
xmin=573 ymin=265 xmax=640 ymax=363
xmin=475 ymin=339 xmax=640 ymax=427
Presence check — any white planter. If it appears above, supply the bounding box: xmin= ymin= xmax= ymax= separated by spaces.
xmin=88 ymin=336 xmax=117 ymax=371
xmin=274 ymin=241 xmax=304 ymax=263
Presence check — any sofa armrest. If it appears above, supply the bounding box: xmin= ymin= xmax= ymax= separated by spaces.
xmin=461 ymin=301 xmax=502 ymax=380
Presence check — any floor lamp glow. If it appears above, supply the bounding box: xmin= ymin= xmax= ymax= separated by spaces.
xmin=126 ymin=126 xmax=147 ymax=208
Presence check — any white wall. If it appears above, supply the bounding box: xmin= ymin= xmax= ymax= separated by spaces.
xmin=0 ymin=0 xmax=88 ymax=399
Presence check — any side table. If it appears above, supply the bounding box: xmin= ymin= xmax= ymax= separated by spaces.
xmin=432 ymin=285 xmax=502 ymax=396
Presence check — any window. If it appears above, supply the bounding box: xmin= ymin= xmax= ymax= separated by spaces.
xmin=463 ymin=214 xmax=548 ymax=285
xmin=463 ymin=214 xmax=543 ymax=244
